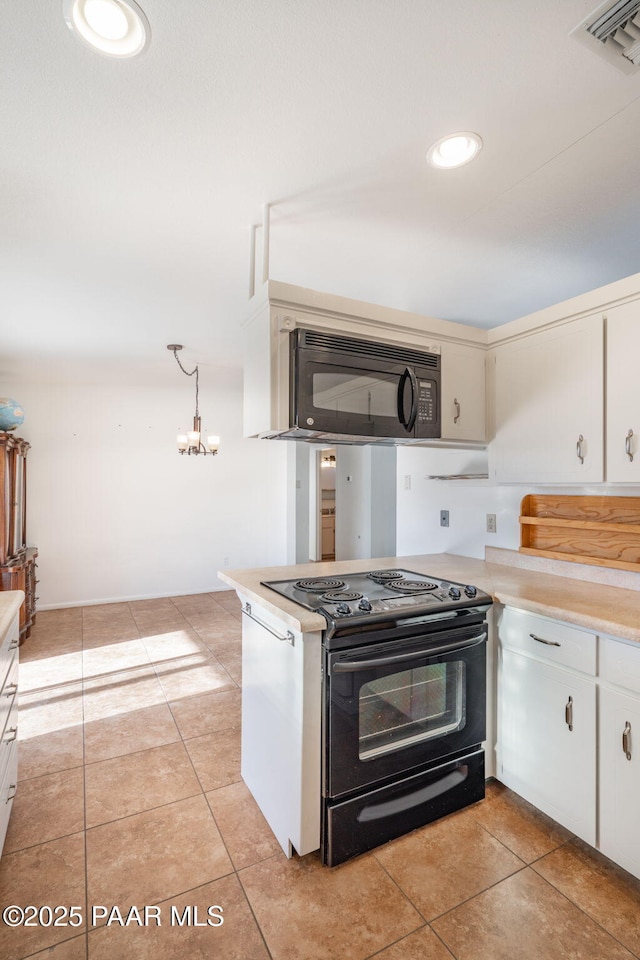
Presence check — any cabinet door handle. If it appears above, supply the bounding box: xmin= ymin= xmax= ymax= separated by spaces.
xmin=242 ymin=603 xmax=295 ymax=646
xmin=565 ymin=696 xmax=573 ymax=732
xmin=453 ymin=398 xmax=461 ymax=424
xmin=623 ymin=721 xmax=632 ymax=761
xmin=529 ymin=632 xmax=561 ymax=647
xmin=3 ymin=727 xmax=17 ymax=744
xmin=4 ymin=684 xmax=17 ymax=698
xmin=6 ymin=784 xmax=17 ymax=803
xmin=576 ymin=435 xmax=585 ymax=464
xmin=626 ymin=430 xmax=634 ymax=463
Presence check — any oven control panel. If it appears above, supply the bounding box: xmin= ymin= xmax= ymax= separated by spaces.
xmin=323 ymin=586 xmax=482 ymax=618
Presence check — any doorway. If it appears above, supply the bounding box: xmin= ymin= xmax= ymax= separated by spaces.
xmin=318 ymin=447 xmax=336 ymax=561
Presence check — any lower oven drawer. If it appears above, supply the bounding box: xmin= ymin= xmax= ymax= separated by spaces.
xmin=322 ymin=749 xmax=484 ymax=866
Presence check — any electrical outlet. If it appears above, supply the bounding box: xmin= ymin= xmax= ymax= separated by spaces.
xmin=403 ymin=474 xmax=411 ymax=490
xmin=440 ymin=510 xmax=449 ymax=527
xmin=223 ymin=556 xmax=230 ymax=566
xmin=486 ymin=514 xmax=497 ymax=534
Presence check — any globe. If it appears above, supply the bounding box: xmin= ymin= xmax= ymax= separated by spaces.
xmin=0 ymin=399 xmax=25 ymax=431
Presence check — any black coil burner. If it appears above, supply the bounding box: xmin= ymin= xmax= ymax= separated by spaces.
xmin=387 ymin=579 xmax=439 ymax=594
xmin=295 ymin=578 xmax=346 ymax=593
xmin=322 ymin=591 xmax=363 ymax=603
xmin=366 ymin=571 xmax=404 ymax=583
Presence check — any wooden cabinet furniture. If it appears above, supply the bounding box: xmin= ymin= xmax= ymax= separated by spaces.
xmin=605 ymin=301 xmax=640 ymax=482
xmin=491 ymin=314 xmax=604 ymax=483
xmin=321 ymin=513 xmax=335 ymax=559
xmin=497 ymin=607 xmax=597 ymax=844
xmin=0 ymin=597 xmax=20 ymax=857
xmin=0 ymin=433 xmax=37 ymax=643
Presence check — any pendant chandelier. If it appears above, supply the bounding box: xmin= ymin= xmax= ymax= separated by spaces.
xmin=167 ymin=344 xmax=219 ymax=456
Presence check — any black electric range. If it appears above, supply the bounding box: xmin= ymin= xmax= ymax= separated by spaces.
xmin=260 ymin=568 xmax=492 ymax=643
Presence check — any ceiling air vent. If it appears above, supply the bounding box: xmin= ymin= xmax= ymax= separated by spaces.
xmin=571 ymin=0 xmax=640 ymax=72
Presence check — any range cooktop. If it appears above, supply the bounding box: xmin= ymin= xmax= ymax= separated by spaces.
xmin=261 ymin=568 xmax=492 ymax=631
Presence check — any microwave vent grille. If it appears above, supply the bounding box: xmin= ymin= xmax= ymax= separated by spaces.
xmin=300 ymin=330 xmax=440 ymax=368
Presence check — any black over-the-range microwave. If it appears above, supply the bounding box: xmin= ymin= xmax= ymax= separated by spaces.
xmin=288 ymin=327 xmax=441 ymax=443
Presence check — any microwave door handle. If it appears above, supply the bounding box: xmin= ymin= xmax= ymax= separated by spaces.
xmin=332 ymin=633 xmax=486 ymax=672
xmin=397 ymin=367 xmax=418 ymax=432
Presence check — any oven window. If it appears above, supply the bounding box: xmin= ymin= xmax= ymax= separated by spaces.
xmin=312 ymin=370 xmax=398 ymax=418
xmin=358 ymin=662 xmax=466 ymax=760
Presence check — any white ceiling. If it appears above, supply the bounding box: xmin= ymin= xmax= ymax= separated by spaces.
xmin=3 ymin=0 xmax=640 ymax=380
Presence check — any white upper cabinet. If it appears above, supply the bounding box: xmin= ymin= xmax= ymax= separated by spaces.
xmin=440 ymin=342 xmax=486 ymax=443
xmin=491 ymin=314 xmax=604 ymax=483
xmin=606 ymin=301 xmax=640 ymax=482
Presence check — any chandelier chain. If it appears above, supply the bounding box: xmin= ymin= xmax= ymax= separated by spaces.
xmin=171 ymin=347 xmax=200 ymax=418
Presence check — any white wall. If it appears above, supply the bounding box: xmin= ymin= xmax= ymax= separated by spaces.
xmin=396 ymin=446 xmax=640 ymax=560
xmin=335 ymin=446 xmax=396 ymax=561
xmin=7 ymin=371 xmax=290 ymax=608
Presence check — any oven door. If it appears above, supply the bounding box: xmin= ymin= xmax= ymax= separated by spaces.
xmin=325 ymin=624 xmax=486 ymax=798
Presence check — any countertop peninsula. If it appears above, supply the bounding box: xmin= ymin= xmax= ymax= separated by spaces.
xmin=218 ymin=551 xmax=640 ymax=643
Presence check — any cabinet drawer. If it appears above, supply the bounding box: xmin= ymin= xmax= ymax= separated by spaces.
xmin=0 ymin=655 xmax=17 ymax=743
xmin=0 ymin=738 xmax=17 ymax=856
xmin=0 ymin=615 xmax=19 ymax=690
xmin=600 ymin=636 xmax=640 ymax=694
xmin=499 ymin=607 xmax=596 ymax=675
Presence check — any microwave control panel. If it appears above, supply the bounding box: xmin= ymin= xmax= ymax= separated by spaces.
xmin=417 ymin=380 xmax=437 ymax=422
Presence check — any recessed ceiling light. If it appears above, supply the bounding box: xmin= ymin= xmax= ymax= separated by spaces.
xmin=427 ymin=132 xmax=483 ymax=169
xmin=63 ymin=0 xmax=150 ymax=58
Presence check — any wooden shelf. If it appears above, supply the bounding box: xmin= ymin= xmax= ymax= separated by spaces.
xmin=520 ymin=494 xmax=640 ymax=572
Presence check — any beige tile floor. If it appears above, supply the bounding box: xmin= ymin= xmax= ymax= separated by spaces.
xmin=2 ymin=592 xmax=640 ymax=960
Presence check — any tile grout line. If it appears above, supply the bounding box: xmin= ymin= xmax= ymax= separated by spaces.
xmin=234 ymin=863 xmax=276 ymax=960
xmin=527 ymin=864 xmax=640 ymax=960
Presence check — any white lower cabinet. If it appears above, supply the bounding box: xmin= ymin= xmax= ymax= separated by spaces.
xmin=599 ymin=636 xmax=640 ymax=878
xmin=499 ymin=606 xmax=640 ymax=879
xmin=499 ymin=647 xmax=596 ymax=845
xmin=0 ymin=609 xmax=20 ymax=857
xmin=239 ymin=597 xmax=322 ymax=858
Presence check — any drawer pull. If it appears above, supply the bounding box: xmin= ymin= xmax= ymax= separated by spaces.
xmin=529 ymin=632 xmax=561 ymax=648
xmin=576 ymin=434 xmax=585 ymax=464
xmin=3 ymin=727 xmax=17 ymax=744
xmin=4 ymin=684 xmax=17 ymax=698
xmin=565 ymin=696 xmax=573 ymax=732
xmin=8 ymin=639 xmax=19 ymax=651
xmin=623 ymin=721 xmax=632 ymax=761
xmin=453 ymin=398 xmax=461 ymax=424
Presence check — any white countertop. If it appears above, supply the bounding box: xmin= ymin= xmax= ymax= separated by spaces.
xmin=218 ymin=552 xmax=640 ymax=642
xmin=0 ymin=591 xmax=24 ymax=641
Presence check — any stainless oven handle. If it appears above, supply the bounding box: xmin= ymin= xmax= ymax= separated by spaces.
xmin=242 ymin=603 xmax=295 ymax=646
xmin=332 ymin=632 xmax=486 ymax=672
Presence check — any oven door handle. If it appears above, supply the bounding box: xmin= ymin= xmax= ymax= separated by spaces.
xmin=332 ymin=632 xmax=486 ymax=672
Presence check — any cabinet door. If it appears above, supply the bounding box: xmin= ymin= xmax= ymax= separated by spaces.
xmin=498 ymin=649 xmax=596 ymax=843
xmin=599 ymin=686 xmax=640 ymax=879
xmin=606 ymin=301 xmax=640 ymax=482
xmin=440 ymin=343 xmax=486 ymax=442
xmin=492 ymin=314 xmax=604 ymax=482
xmin=241 ymin=601 xmax=321 ymax=856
